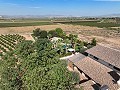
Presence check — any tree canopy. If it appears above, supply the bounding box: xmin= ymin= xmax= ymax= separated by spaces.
xmin=33 ymin=28 xmax=47 ymax=38
xmin=0 ymin=38 xmax=80 ymax=90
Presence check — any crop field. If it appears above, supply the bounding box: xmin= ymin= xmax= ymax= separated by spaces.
xmin=1 ymin=19 xmax=120 ymax=28
xmin=0 ymin=34 xmax=25 ymax=58
xmin=56 ymin=21 xmax=120 ymax=28
xmin=0 ymin=22 xmax=53 ymax=27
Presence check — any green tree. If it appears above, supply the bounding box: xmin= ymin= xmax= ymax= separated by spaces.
xmin=0 ymin=38 xmax=81 ymax=90
xmin=55 ymin=28 xmax=66 ymax=38
xmin=33 ymin=28 xmax=41 ymax=37
xmin=39 ymin=30 xmax=47 ymax=38
xmin=64 ymin=39 xmax=70 ymax=54
xmin=33 ymin=28 xmax=47 ymax=38
xmin=15 ymin=40 xmax=34 ymax=58
xmin=0 ymin=52 xmax=23 ymax=90
xmin=91 ymin=38 xmax=97 ymax=46
xmin=80 ymin=41 xmax=84 ymax=48
xmin=48 ymin=33 xmax=52 ymax=39
xmin=57 ymin=44 xmax=64 ymax=55
xmin=48 ymin=30 xmax=57 ymax=37
xmin=69 ymin=34 xmax=78 ymax=49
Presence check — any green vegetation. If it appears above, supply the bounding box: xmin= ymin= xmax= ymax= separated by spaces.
xmin=0 ymin=34 xmax=25 ymax=57
xmin=57 ymin=21 xmax=120 ymax=28
xmin=33 ymin=28 xmax=96 ymax=56
xmin=0 ymin=22 xmax=52 ymax=27
xmin=0 ymin=38 xmax=80 ymax=90
xmin=33 ymin=28 xmax=66 ymax=39
xmin=33 ymin=28 xmax=48 ymax=38
xmin=91 ymin=38 xmax=97 ymax=46
xmin=0 ymin=28 xmax=97 ymax=89
xmin=47 ymin=28 xmax=66 ymax=38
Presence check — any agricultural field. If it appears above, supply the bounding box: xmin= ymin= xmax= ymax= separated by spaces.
xmin=56 ymin=20 xmax=120 ymax=28
xmin=0 ymin=19 xmax=119 ymax=49
xmin=0 ymin=34 xmax=25 ymax=58
xmin=0 ymin=22 xmax=53 ymax=27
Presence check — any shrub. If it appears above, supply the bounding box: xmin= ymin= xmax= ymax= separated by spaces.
xmin=55 ymin=28 xmax=65 ymax=37
xmin=0 ymin=52 xmax=3 ymax=56
xmin=39 ymin=30 xmax=47 ymax=38
xmin=59 ymin=52 xmax=72 ymax=57
xmin=91 ymin=38 xmax=97 ymax=46
xmin=87 ymin=44 xmax=94 ymax=49
xmin=33 ymin=28 xmax=41 ymax=37
xmin=48 ymin=30 xmax=58 ymax=37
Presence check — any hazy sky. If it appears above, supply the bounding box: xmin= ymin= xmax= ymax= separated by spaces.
xmin=0 ymin=0 xmax=120 ymax=16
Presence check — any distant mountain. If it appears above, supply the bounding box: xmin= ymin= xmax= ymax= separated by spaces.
xmin=0 ymin=16 xmax=3 ymax=18
xmin=99 ymin=13 xmax=120 ymax=18
xmin=1 ymin=13 xmax=120 ymax=19
xmin=0 ymin=15 xmax=72 ymax=19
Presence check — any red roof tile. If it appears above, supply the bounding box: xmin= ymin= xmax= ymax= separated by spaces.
xmin=86 ymin=45 xmax=120 ymax=68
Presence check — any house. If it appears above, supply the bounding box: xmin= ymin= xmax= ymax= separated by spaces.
xmin=68 ymin=45 xmax=120 ymax=90
xmin=50 ymin=37 xmax=63 ymax=48
xmin=85 ymin=45 xmax=120 ymax=73
xmin=51 ymin=37 xmax=63 ymax=42
xmin=68 ymin=53 xmax=86 ymax=70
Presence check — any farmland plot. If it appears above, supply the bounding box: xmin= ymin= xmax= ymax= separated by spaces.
xmin=0 ymin=34 xmax=25 ymax=58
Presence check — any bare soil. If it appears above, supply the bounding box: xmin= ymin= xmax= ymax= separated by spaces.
xmin=19 ymin=34 xmax=35 ymax=41
xmin=0 ymin=24 xmax=100 ymax=34
xmin=0 ymin=24 xmax=119 ymax=48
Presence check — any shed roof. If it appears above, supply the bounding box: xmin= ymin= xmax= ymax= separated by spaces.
xmin=74 ymin=57 xmax=119 ymax=90
xmin=51 ymin=37 xmax=63 ymax=41
xmin=86 ymin=45 xmax=120 ymax=69
xmin=68 ymin=53 xmax=86 ymax=63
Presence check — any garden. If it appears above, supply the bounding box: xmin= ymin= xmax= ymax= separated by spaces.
xmin=32 ymin=28 xmax=97 ymax=57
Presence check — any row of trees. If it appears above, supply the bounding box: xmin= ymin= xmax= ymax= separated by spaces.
xmin=33 ymin=28 xmax=66 ymax=39
xmin=0 ymin=38 xmax=81 ymax=90
xmin=0 ymin=34 xmax=25 ymax=57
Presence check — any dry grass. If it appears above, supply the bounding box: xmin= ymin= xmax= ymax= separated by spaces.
xmin=0 ymin=24 xmax=119 ymax=48
xmin=0 ymin=24 xmax=100 ymax=34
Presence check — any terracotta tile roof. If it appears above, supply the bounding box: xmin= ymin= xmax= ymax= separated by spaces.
xmin=68 ymin=53 xmax=86 ymax=63
xmin=74 ymin=57 xmax=119 ymax=90
xmin=86 ymin=45 xmax=120 ymax=68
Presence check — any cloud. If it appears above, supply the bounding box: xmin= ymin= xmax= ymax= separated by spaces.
xmin=0 ymin=2 xmax=42 ymax=9
xmin=1 ymin=3 xmax=18 ymax=6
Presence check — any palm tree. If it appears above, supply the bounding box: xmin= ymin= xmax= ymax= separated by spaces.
xmin=64 ymin=39 xmax=70 ymax=54
xmin=57 ymin=44 xmax=64 ymax=55
xmin=48 ymin=34 xmax=52 ymax=39
xmin=71 ymin=35 xmax=78 ymax=50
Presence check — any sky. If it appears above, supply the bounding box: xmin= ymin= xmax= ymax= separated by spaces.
xmin=0 ymin=0 xmax=120 ymax=16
